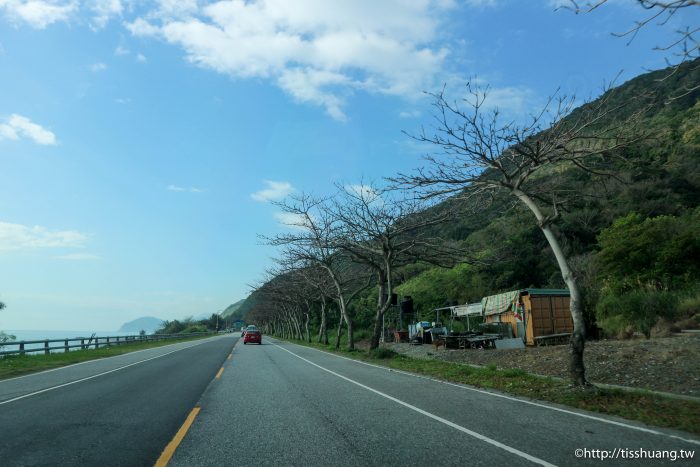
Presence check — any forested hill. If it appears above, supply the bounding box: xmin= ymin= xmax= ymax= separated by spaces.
xmin=240 ymin=59 xmax=700 ymax=337
xmin=220 ymin=298 xmax=253 ymax=321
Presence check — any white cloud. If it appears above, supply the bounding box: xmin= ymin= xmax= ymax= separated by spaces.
xmin=54 ymin=253 xmax=101 ymax=260
xmin=0 ymin=0 xmax=78 ymax=29
xmin=155 ymin=0 xmax=199 ymax=19
xmin=125 ymin=0 xmax=453 ymax=119
xmin=465 ymin=0 xmax=498 ymax=6
xmin=273 ymin=212 xmax=312 ymax=231
xmin=548 ymin=0 xmax=572 ymax=8
xmin=89 ymin=0 xmax=122 ymax=30
xmin=250 ymin=180 xmax=294 ymax=202
xmin=89 ymin=62 xmax=107 ymax=72
xmin=136 ymin=53 xmax=147 ymax=63
xmin=114 ymin=45 xmax=129 ymax=56
xmin=399 ymin=110 xmax=421 ymax=118
xmin=345 ymin=183 xmax=385 ymax=207
xmin=0 ymin=221 xmax=88 ymax=251
xmin=0 ymin=114 xmax=56 ymax=145
xmin=125 ymin=17 xmax=160 ymax=36
xmin=167 ymin=184 xmax=204 ymax=193
xmin=480 ymin=85 xmax=535 ymax=115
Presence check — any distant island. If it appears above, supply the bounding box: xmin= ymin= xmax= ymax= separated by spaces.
xmin=118 ymin=317 xmax=164 ymax=334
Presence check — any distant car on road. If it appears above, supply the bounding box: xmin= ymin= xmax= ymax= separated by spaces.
xmin=243 ymin=325 xmax=261 ymax=345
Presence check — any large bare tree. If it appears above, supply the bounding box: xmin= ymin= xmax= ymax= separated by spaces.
xmin=393 ymin=83 xmax=646 ymax=386
xmin=328 ymin=182 xmax=461 ymax=350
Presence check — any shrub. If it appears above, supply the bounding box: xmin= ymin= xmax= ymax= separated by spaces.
xmin=369 ymin=347 xmax=398 ymax=359
xmin=677 ymin=293 xmax=700 ymax=317
xmin=0 ymin=331 xmax=16 ymax=351
xmin=597 ymin=209 xmax=700 ymax=293
xmin=596 ymin=290 xmax=680 ymax=338
xmin=181 ymin=324 xmax=208 ymax=333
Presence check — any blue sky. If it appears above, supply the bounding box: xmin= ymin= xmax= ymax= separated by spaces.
xmin=0 ymin=0 xmax=692 ymax=331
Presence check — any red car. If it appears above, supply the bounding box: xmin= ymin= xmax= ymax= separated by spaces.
xmin=243 ymin=326 xmax=262 ymax=345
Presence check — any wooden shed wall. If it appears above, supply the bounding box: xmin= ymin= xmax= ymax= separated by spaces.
xmin=526 ymin=295 xmax=572 ymax=341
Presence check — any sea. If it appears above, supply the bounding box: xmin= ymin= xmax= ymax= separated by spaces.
xmin=1 ymin=330 xmax=137 ymax=354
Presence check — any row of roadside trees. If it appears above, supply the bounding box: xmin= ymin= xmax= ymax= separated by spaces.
xmin=249 ymin=73 xmax=653 ymax=387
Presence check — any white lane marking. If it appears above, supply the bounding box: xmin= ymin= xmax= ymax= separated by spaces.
xmin=0 ymin=335 xmax=229 ymax=384
xmin=0 ymin=339 xmax=219 ymax=405
xmin=270 ymin=341 xmax=555 ymax=467
xmin=271 ymin=339 xmax=700 ymax=447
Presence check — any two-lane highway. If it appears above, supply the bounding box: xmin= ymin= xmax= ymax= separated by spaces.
xmin=2 ymin=334 xmax=698 ymax=466
xmin=171 ymin=337 xmax=699 ymax=467
xmin=0 ymin=334 xmax=236 ymax=466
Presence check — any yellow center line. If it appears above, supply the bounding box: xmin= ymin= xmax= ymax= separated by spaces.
xmin=154 ymin=406 xmax=201 ymax=467
xmin=215 ymin=367 xmax=224 ymax=379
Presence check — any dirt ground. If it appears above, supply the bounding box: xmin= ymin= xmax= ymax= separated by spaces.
xmin=384 ymin=333 xmax=700 ymax=397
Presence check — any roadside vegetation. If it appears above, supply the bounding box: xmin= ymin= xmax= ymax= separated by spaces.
xmin=0 ymin=334 xmax=214 ymax=380
xmin=279 ymin=336 xmax=700 ymax=436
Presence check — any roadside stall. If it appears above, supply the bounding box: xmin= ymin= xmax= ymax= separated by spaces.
xmin=482 ymin=288 xmax=573 ymax=345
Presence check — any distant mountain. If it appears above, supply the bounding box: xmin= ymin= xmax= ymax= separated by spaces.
xmin=221 ymin=299 xmax=247 ymax=320
xmin=118 ymin=317 xmax=164 ymax=333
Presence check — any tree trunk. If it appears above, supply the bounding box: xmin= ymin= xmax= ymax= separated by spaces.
xmin=335 ymin=309 xmax=343 ymax=349
xmin=318 ymin=302 xmax=328 ymax=345
xmin=336 ymin=295 xmax=354 ymax=351
xmin=305 ymin=312 xmax=310 ymax=343
xmin=514 ymin=189 xmax=587 ymax=386
xmin=294 ymin=315 xmax=303 ymax=340
xmin=346 ymin=314 xmax=354 ymax=351
xmin=370 ymin=269 xmax=394 ymax=351
xmin=542 ymin=225 xmax=587 ymax=385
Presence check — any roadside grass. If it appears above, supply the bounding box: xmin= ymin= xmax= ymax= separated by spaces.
xmin=280 ymin=337 xmax=700 ymax=436
xmin=0 ymin=335 xmax=213 ymax=380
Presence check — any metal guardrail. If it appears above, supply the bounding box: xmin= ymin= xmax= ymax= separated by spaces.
xmin=0 ymin=332 xmax=218 ymax=356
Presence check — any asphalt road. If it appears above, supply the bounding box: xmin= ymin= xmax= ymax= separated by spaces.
xmin=0 ymin=334 xmax=236 ymax=466
xmin=171 ymin=338 xmax=699 ymax=467
xmin=1 ymin=335 xmax=698 ymax=466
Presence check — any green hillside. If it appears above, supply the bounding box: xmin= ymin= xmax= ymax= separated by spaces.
xmin=221 ymin=298 xmax=253 ymax=321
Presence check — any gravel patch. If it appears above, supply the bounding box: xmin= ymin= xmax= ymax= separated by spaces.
xmin=384 ymin=334 xmax=700 ymax=397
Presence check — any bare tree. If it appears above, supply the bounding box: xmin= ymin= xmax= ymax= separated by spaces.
xmin=328 ymin=182 xmax=462 ymax=350
xmin=295 ymin=264 xmax=337 ymax=345
xmin=392 ymin=82 xmax=646 ymax=386
xmin=263 ymin=193 xmax=372 ymax=350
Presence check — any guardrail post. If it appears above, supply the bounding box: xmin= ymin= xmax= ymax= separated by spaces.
xmin=81 ymin=338 xmax=85 ymax=350
xmin=107 ymin=336 xmax=110 ymax=347
xmin=116 ymin=336 xmax=120 ymax=345
xmin=65 ymin=339 xmax=69 ymax=353
xmin=95 ymin=337 xmax=99 ymax=349
xmin=44 ymin=340 xmax=49 ymax=355
xmin=19 ymin=342 xmax=25 ymax=356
